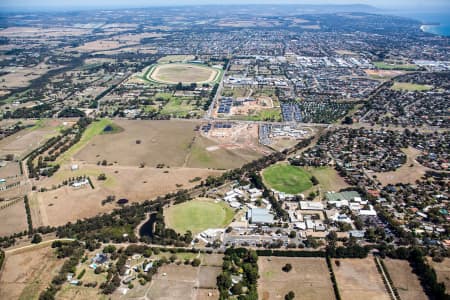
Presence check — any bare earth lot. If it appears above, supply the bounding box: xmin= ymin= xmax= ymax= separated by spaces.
xmin=332 ymin=257 xmax=390 ymax=300
xmin=383 ymin=258 xmax=427 ymax=300
xmin=258 ymin=257 xmax=334 ymax=300
xmin=0 ymin=245 xmax=63 ymax=300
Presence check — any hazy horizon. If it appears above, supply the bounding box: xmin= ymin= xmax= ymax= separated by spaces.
xmin=1 ymin=0 xmax=449 ymax=12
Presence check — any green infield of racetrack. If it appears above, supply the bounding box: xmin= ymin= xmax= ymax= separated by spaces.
xmin=262 ymin=164 xmax=313 ymax=194
xmin=164 ymin=198 xmax=235 ymax=234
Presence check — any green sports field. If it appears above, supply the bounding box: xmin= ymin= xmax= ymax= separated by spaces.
xmin=262 ymin=164 xmax=313 ymax=194
xmin=164 ymin=198 xmax=235 ymax=234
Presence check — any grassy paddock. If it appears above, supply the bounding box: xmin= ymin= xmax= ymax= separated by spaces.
xmin=164 ymin=198 xmax=235 ymax=234
xmin=56 ymin=118 xmax=112 ymax=164
xmin=262 ymin=164 xmax=313 ymax=194
xmin=391 ymin=82 xmax=433 ymax=91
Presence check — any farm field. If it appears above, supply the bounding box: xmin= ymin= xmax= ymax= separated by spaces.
xmin=164 ymin=198 xmax=235 ymax=234
xmin=428 ymin=257 xmax=450 ymax=291
xmin=258 ymin=257 xmax=334 ymax=300
xmin=391 ymin=82 xmax=433 ymax=91
xmin=332 ymin=257 xmax=390 ymax=300
xmin=262 ymin=163 xmax=313 ymax=194
xmin=383 ymin=258 xmax=427 ymax=300
xmin=373 ymin=147 xmax=430 ymax=186
xmin=31 ymin=165 xmax=221 ymax=227
xmin=0 ymin=199 xmax=28 ymax=236
xmin=0 ymin=119 xmax=71 ymax=159
xmin=148 ymin=63 xmax=220 ymax=85
xmin=0 ymin=245 xmax=63 ymax=300
xmin=57 ymin=118 xmax=113 ymax=164
xmin=114 ymin=254 xmax=223 ymax=300
xmin=75 ymin=120 xmax=198 ymax=167
xmin=75 ymin=120 xmax=263 ymax=170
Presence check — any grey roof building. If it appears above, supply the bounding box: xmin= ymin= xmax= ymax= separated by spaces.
xmin=247 ymin=208 xmax=275 ymax=224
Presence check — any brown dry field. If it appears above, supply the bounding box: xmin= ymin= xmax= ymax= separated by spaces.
xmin=374 ymin=147 xmax=430 ymax=186
xmin=73 ymin=33 xmax=163 ymax=52
xmin=383 ymin=258 xmax=427 ymax=300
xmin=31 ymin=164 xmax=221 ymax=227
xmin=0 ymin=245 xmax=63 ymax=300
xmin=0 ymin=61 xmax=62 ymax=90
xmin=115 ymin=262 xmax=221 ymax=300
xmin=187 ymin=135 xmax=263 ymax=170
xmin=0 ymin=161 xmax=21 ymax=178
xmin=332 ymin=257 xmax=390 ymax=300
xmin=0 ymin=26 xmax=90 ymax=38
xmin=365 ymin=69 xmax=407 ymax=79
xmin=75 ymin=120 xmax=199 ymax=167
xmin=428 ymin=257 xmax=450 ymax=291
xmin=0 ymin=199 xmax=28 ymax=236
xmin=0 ymin=119 xmax=69 ymax=159
xmin=75 ymin=120 xmax=263 ymax=170
xmin=258 ymin=257 xmax=334 ymax=300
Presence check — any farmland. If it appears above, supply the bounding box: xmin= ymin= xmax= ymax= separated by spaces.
xmin=0 ymin=245 xmax=63 ymax=300
xmin=31 ymin=166 xmax=221 ymax=227
xmin=164 ymin=198 xmax=235 ymax=234
xmin=333 ymin=257 xmax=390 ymax=300
xmin=0 ymin=199 xmax=28 ymax=236
xmin=262 ymin=164 xmax=313 ymax=194
xmin=258 ymin=257 xmax=334 ymax=300
xmin=383 ymin=258 xmax=427 ymax=300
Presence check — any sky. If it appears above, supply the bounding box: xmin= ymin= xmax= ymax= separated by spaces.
xmin=1 ymin=0 xmax=449 ymax=11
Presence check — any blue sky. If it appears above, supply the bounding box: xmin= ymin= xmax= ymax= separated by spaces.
xmin=1 ymin=0 xmax=449 ymax=11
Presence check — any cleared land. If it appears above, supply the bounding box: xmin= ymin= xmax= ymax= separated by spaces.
xmin=164 ymin=198 xmax=235 ymax=234
xmin=149 ymin=63 xmax=220 ymax=84
xmin=333 ymin=257 xmax=390 ymax=300
xmin=158 ymin=55 xmax=195 ymax=63
xmin=75 ymin=120 xmax=262 ymax=170
xmin=258 ymin=257 xmax=334 ymax=300
xmin=76 ymin=120 xmax=198 ymax=167
xmin=391 ymin=82 xmax=433 ymax=91
xmin=307 ymin=167 xmax=350 ymax=192
xmin=428 ymin=258 xmax=450 ymax=291
xmin=115 ymin=254 xmax=223 ymax=300
xmin=0 ymin=199 xmax=28 ymax=236
xmin=0 ymin=245 xmax=63 ymax=300
xmin=383 ymin=258 xmax=427 ymax=300
xmin=374 ymin=147 xmax=430 ymax=186
xmin=262 ymin=164 xmax=313 ymax=194
xmin=31 ymin=166 xmax=221 ymax=227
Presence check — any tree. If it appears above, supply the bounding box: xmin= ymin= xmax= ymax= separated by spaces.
xmin=191 ymin=258 xmax=201 ymax=267
xmin=285 ymin=291 xmax=295 ymax=300
xmin=282 ymin=263 xmax=292 ymax=272
xmin=289 ymin=231 xmax=296 ymax=238
xmin=97 ymin=173 xmax=107 ymax=181
xmin=311 ymin=176 xmax=319 ymax=186
xmin=31 ymin=233 xmax=42 ymax=244
xmin=230 ymin=282 xmax=243 ymax=295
